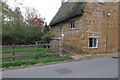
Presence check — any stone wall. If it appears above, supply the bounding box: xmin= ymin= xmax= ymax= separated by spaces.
xmin=50 ymin=37 xmax=63 ymax=54
xmin=50 ymin=2 xmax=118 ymax=55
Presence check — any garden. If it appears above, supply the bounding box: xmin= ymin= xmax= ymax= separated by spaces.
xmin=1 ymin=1 xmax=73 ymax=68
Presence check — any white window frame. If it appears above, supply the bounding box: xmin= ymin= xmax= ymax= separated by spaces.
xmin=88 ymin=36 xmax=99 ymax=48
xmin=98 ymin=0 xmax=104 ymax=3
xmin=70 ymin=21 xmax=75 ymax=29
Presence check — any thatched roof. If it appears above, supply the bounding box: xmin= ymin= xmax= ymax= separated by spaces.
xmin=49 ymin=2 xmax=85 ymax=26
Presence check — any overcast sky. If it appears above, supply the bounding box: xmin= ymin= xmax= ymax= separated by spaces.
xmin=6 ymin=0 xmax=118 ymax=24
xmin=7 ymin=0 xmax=68 ymax=24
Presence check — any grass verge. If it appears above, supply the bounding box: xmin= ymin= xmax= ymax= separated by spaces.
xmin=2 ymin=56 xmax=73 ymax=68
xmin=2 ymin=46 xmax=73 ymax=68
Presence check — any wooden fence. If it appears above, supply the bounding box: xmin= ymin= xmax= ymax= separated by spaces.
xmin=1 ymin=43 xmax=59 ymax=61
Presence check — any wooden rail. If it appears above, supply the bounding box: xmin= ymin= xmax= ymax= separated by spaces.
xmin=2 ymin=45 xmax=36 ymax=48
xmin=2 ymin=44 xmax=59 ymax=61
xmin=2 ymin=44 xmax=51 ymax=48
xmin=1 ymin=53 xmax=59 ymax=60
xmin=1 ymin=49 xmax=51 ymax=54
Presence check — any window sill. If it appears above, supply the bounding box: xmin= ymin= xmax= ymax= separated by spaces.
xmin=70 ymin=28 xmax=75 ymax=30
xmin=89 ymin=47 xmax=98 ymax=49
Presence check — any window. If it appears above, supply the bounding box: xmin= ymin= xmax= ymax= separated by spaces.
xmin=60 ymin=26 xmax=62 ymax=32
xmin=98 ymin=0 xmax=104 ymax=4
xmin=70 ymin=21 xmax=75 ymax=29
xmin=89 ymin=37 xmax=98 ymax=48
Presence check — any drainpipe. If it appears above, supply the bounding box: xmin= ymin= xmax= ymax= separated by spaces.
xmin=106 ymin=12 xmax=111 ymax=53
xmin=61 ymin=27 xmax=64 ymax=54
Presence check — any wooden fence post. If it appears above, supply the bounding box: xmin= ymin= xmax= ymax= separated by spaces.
xmin=46 ymin=45 xmax=48 ymax=57
xmin=12 ymin=44 xmax=15 ymax=60
xmin=35 ymin=42 xmax=38 ymax=59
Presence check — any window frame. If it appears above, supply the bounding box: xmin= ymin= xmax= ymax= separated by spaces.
xmin=88 ymin=36 xmax=99 ymax=49
xmin=69 ymin=21 xmax=75 ymax=29
xmin=98 ymin=0 xmax=104 ymax=4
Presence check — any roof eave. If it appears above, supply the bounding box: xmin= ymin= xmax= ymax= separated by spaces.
xmin=49 ymin=13 xmax=84 ymax=26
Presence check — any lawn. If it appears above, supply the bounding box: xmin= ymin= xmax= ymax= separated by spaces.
xmin=2 ymin=46 xmax=51 ymax=58
xmin=2 ymin=46 xmax=73 ymax=68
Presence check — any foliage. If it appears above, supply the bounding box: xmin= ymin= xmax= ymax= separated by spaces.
xmin=2 ymin=22 xmax=43 ymax=45
xmin=41 ymin=24 xmax=54 ymax=44
xmin=41 ymin=32 xmax=54 ymax=44
xmin=2 ymin=1 xmax=14 ymax=26
xmin=2 ymin=1 xmax=53 ymax=45
xmin=1 ymin=0 xmax=72 ymax=69
xmin=25 ymin=7 xmax=42 ymax=21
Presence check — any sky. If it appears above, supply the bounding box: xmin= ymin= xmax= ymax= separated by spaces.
xmin=6 ymin=0 xmax=118 ymax=24
xmin=7 ymin=0 xmax=67 ymax=24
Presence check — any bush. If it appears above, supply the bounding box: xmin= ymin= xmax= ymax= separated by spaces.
xmin=2 ymin=3 xmax=53 ymax=45
xmin=2 ymin=22 xmax=53 ymax=45
xmin=41 ymin=32 xmax=54 ymax=44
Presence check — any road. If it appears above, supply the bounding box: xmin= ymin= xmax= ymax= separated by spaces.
xmin=2 ymin=54 xmax=118 ymax=78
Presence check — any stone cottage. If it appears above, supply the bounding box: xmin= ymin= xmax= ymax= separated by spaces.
xmin=49 ymin=1 xmax=118 ymax=55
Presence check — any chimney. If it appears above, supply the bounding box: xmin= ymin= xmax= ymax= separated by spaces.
xmin=61 ymin=0 xmax=65 ymax=5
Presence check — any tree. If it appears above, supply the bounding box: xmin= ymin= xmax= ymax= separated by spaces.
xmin=25 ymin=7 xmax=43 ymax=22
xmin=2 ymin=1 xmax=13 ymax=24
xmin=2 ymin=1 xmax=14 ymax=45
xmin=2 ymin=1 xmax=54 ymax=45
xmin=41 ymin=23 xmax=54 ymax=44
xmin=12 ymin=7 xmax=23 ymax=22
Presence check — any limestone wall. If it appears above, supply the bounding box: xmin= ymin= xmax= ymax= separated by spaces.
xmin=50 ymin=2 xmax=118 ymax=55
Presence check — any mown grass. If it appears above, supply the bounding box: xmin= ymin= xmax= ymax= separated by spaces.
xmin=2 ymin=46 xmax=73 ymax=68
xmin=2 ymin=56 xmax=72 ymax=68
xmin=2 ymin=47 xmax=51 ymax=58
xmin=2 ymin=46 xmax=39 ymax=52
